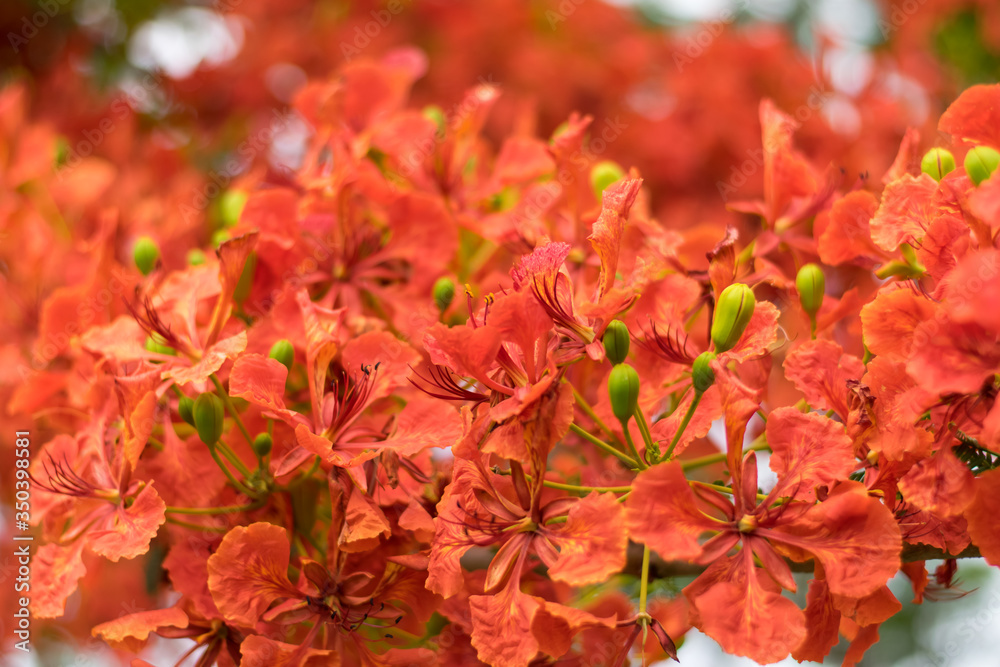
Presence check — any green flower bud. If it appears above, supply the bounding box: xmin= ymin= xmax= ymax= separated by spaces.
xmin=269 ymin=339 xmax=295 ymax=372
xmin=433 ymin=277 xmax=455 ymax=313
xmin=187 ymin=249 xmax=207 ymax=266
xmin=211 ymin=229 xmax=231 ymax=248
xmin=233 ymin=252 xmax=256 ymax=305
xmin=422 ymin=104 xmax=446 ymax=136
xmin=590 ymin=161 xmax=625 ymax=200
xmin=920 ymin=148 xmax=956 ymax=182
xmin=133 ymin=237 xmax=160 ymax=276
xmin=711 ymin=284 xmax=756 ymax=353
xmin=145 ymin=335 xmax=176 ymax=357
xmin=964 ymin=146 xmax=1000 ymax=186
xmin=252 ymin=433 xmax=273 ymax=457
xmin=219 ymin=190 xmax=247 ymax=228
xmin=603 ymin=320 xmax=630 ymax=365
xmin=178 ymin=396 xmax=195 ymax=426
xmin=795 ymin=263 xmax=825 ymax=317
xmin=608 ymin=363 xmax=640 ymax=424
xmin=193 ymin=393 xmax=225 ymax=446
xmin=692 ymin=351 xmax=716 ymax=394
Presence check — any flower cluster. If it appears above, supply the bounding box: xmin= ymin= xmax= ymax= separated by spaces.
xmin=4 ymin=3 xmax=1000 ymax=666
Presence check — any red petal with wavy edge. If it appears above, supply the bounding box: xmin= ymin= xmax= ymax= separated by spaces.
xmin=206 ymin=231 xmax=259 ymax=345
xmin=898 ymin=446 xmax=976 ymax=516
xmin=531 ymin=598 xmax=616 ymax=659
xmin=625 ymin=462 xmax=718 ymax=561
xmin=342 ymin=330 xmax=421 ymax=398
xmin=493 ymin=137 xmax=556 ymax=187
xmin=882 ymin=127 xmax=922 ymax=184
xmin=80 ymin=315 xmax=147 ymax=362
xmin=719 ymin=300 xmax=779 ymax=364
xmin=942 ymin=249 xmax=1000 ymax=334
xmin=380 ymin=396 xmax=463 ymax=457
xmin=30 ymin=542 xmax=87 ymax=618
xmin=163 ymin=331 xmax=248 ymax=386
xmin=89 ymin=482 xmax=166 ymax=562
xmin=207 ymin=522 xmax=299 ymax=626
xmin=427 ymin=485 xmax=476 ymax=598
xmin=833 ymin=585 xmax=901 ymax=627
xmin=769 ymin=482 xmax=901 ymax=599
xmin=792 ymin=578 xmax=839 ymax=662
xmin=969 ymin=171 xmax=1000 ymax=229
xmin=817 ymin=190 xmax=883 ymax=265
xmin=694 ymin=557 xmax=806 ymax=664
xmin=114 ymin=366 xmax=162 ymax=472
xmin=938 ymin=83 xmax=1000 ymax=147
xmin=92 ymin=606 xmax=189 ymax=652
xmin=547 ymin=492 xmax=627 ymax=586
xmin=964 ymin=468 xmax=1000 ymax=566
xmin=469 ymin=581 xmax=539 ymax=667
xmin=842 ymin=622 xmax=880 ymax=667
xmin=860 ymin=288 xmax=937 ymax=363
xmin=163 ymin=537 xmax=219 ymax=619
xmin=487 ymin=289 xmax=553 ymax=376
xmin=510 ymin=242 xmax=572 ymax=290
xmin=870 ymin=174 xmax=938 ymax=252
xmin=783 ymin=339 xmax=864 ymax=419
xmin=424 ymin=322 xmax=502 ymax=383
xmin=340 ymin=487 xmax=391 ymax=553
xmin=650 ymin=384 xmax=721 ymax=458
xmin=855 ymin=357 xmax=934 ymax=461
xmin=239 ymin=635 xmax=340 ymax=667
xmin=588 ymin=178 xmax=642 ymax=299
xmin=907 ymin=316 xmax=1000 ymax=394
xmin=757 ymin=99 xmax=817 ymax=225
xmin=767 ymin=408 xmax=856 ymax=501
xmin=229 ymin=353 xmax=290 ymax=413
xmin=297 ymin=290 xmax=346 ymax=424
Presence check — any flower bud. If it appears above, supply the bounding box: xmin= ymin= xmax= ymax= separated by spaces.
xmin=603 ymin=320 xmax=630 ymax=365
xmin=211 ymin=229 xmax=231 ymax=248
xmin=269 ymin=339 xmax=295 ymax=372
xmin=608 ymin=363 xmax=640 ymax=424
xmin=145 ymin=335 xmax=176 ymax=357
xmin=795 ymin=263 xmax=825 ymax=317
xmin=711 ymin=284 xmax=756 ymax=353
xmin=691 ymin=351 xmax=716 ymax=394
xmin=133 ymin=237 xmax=160 ymax=276
xmin=252 ymin=433 xmax=273 ymax=457
xmin=433 ymin=277 xmax=455 ymax=313
xmin=219 ymin=190 xmax=247 ymax=228
xmin=178 ymin=396 xmax=195 ymax=426
xmin=187 ymin=249 xmax=207 ymax=266
xmin=920 ymin=148 xmax=955 ymax=181
xmin=965 ymin=146 xmax=1000 ymax=186
xmin=590 ymin=161 xmax=625 ymax=200
xmin=193 ymin=393 xmax=225 ymax=446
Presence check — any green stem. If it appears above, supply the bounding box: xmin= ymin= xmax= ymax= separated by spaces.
xmin=663 ymin=391 xmax=703 ymax=461
xmin=493 ymin=467 xmax=630 ymax=494
xmin=681 ymin=438 xmax=769 ymax=471
xmin=638 ymin=544 xmax=651 ymax=651
xmin=569 ymin=423 xmax=638 ymax=469
xmin=207 ymin=443 xmax=258 ymax=498
xmin=166 ymin=499 xmax=265 ymax=515
xmin=621 ymin=422 xmax=647 ymax=470
xmin=210 ymin=374 xmax=255 ymax=446
xmin=569 ymin=382 xmax=624 ymax=447
xmin=634 ymin=409 xmax=659 ymax=464
xmin=165 ymin=516 xmax=229 ymax=532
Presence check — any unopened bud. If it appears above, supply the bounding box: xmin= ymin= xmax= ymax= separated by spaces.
xmin=187 ymin=249 xmax=207 ymax=266
xmin=711 ymin=284 xmax=756 ymax=353
xmin=590 ymin=161 xmax=625 ymax=200
xmin=252 ymin=433 xmax=273 ymax=457
xmin=193 ymin=393 xmax=225 ymax=446
xmin=691 ymin=351 xmax=716 ymax=394
xmin=603 ymin=320 xmax=630 ymax=365
xmin=133 ymin=237 xmax=160 ymax=276
xmin=608 ymin=363 xmax=640 ymax=424
xmin=178 ymin=396 xmax=195 ymax=426
xmin=965 ymin=146 xmax=1000 ymax=186
xmin=433 ymin=277 xmax=455 ymax=313
xmin=269 ymin=339 xmax=295 ymax=371
xmin=920 ymin=148 xmax=955 ymax=182
xmin=145 ymin=335 xmax=176 ymax=357
xmin=219 ymin=190 xmax=247 ymax=228
xmin=795 ymin=263 xmax=825 ymax=317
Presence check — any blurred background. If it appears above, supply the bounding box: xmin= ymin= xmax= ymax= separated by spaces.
xmin=3 ymin=0 xmax=1000 ymax=665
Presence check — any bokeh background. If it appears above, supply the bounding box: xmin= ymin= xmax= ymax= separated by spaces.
xmin=2 ymin=0 xmax=1000 ymax=665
